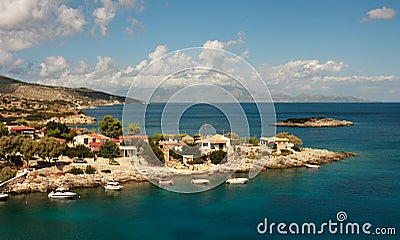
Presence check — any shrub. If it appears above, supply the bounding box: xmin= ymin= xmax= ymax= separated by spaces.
xmin=39 ymin=173 xmax=46 ymax=177
xmin=0 ymin=166 xmax=17 ymax=182
xmin=101 ymin=169 xmax=111 ymax=173
xmin=209 ymin=150 xmax=227 ymax=164
xmin=187 ymin=158 xmax=206 ymax=165
xmin=85 ymin=165 xmax=96 ymax=174
xmin=280 ymin=149 xmax=292 ymax=156
xmin=69 ymin=167 xmax=84 ymax=175
xmin=65 ymin=145 xmax=94 ymax=158
xmin=292 ymin=145 xmax=301 ymax=152
xmin=109 ymin=160 xmax=120 ymax=165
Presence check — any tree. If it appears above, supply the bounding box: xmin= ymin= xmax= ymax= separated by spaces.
xmin=99 ymin=141 xmax=120 ymax=161
xmin=65 ymin=145 xmax=94 ymax=158
xmin=249 ymin=135 xmax=259 ymax=146
xmin=36 ymin=137 xmax=66 ymax=162
xmin=0 ymin=123 xmax=9 ymax=137
xmin=127 ymin=122 xmax=141 ymax=136
xmin=225 ymin=132 xmax=239 ymax=140
xmin=209 ymin=150 xmax=227 ymax=164
xmin=276 ymin=132 xmax=303 ymax=146
xmin=46 ymin=121 xmax=69 ymax=138
xmin=99 ymin=115 xmax=123 ymax=138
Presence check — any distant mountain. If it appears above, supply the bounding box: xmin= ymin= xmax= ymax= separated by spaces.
xmin=0 ymin=75 xmax=143 ymax=106
xmin=271 ymin=92 xmax=369 ymax=102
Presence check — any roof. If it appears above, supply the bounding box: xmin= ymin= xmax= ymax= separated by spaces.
xmin=260 ymin=137 xmax=290 ymax=142
xmin=198 ymin=134 xmax=229 ymax=144
xmin=10 ymin=126 xmax=35 ymax=131
xmin=87 ymin=133 xmax=108 ymax=140
xmin=182 ymin=135 xmax=194 ymax=140
xmin=90 ymin=142 xmax=105 ymax=147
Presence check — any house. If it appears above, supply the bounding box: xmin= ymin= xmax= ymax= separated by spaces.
xmin=182 ymin=135 xmax=194 ymax=144
xmin=73 ymin=133 xmax=109 ymax=147
xmin=8 ymin=126 xmax=36 ymax=138
xmin=196 ymin=134 xmax=231 ymax=153
xmin=259 ymin=136 xmax=294 ymax=154
xmin=119 ymin=146 xmax=137 ymax=158
xmin=119 ymin=135 xmax=149 ymax=143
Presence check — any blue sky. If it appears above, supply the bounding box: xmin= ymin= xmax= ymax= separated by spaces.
xmin=0 ymin=0 xmax=399 ymax=101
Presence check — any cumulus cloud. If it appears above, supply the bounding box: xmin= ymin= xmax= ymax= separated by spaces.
xmin=0 ymin=0 xmax=87 ymax=69
xmin=125 ymin=17 xmax=144 ymax=35
xmin=93 ymin=7 xmax=115 ymax=37
xmin=362 ymin=7 xmax=396 ymax=22
xmin=148 ymin=45 xmax=168 ymax=61
xmin=39 ymin=56 xmax=69 ymax=77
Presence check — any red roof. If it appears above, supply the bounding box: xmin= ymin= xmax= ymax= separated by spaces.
xmin=90 ymin=142 xmax=105 ymax=147
xmin=87 ymin=133 xmax=105 ymax=140
xmin=111 ymin=139 xmax=120 ymax=143
xmin=55 ymin=138 xmax=66 ymax=143
xmin=10 ymin=126 xmax=35 ymax=131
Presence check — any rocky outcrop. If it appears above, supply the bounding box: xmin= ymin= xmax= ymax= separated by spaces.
xmin=1 ymin=165 xmax=147 ymax=194
xmin=39 ymin=114 xmax=97 ymax=125
xmin=235 ymin=148 xmax=359 ymax=171
xmin=275 ymin=117 xmax=354 ymax=127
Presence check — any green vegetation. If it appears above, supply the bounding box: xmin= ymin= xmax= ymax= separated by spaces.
xmin=65 ymin=145 xmax=94 ymax=158
xmin=99 ymin=115 xmax=123 ymax=138
xmin=187 ymin=158 xmax=206 ymax=165
xmin=45 ymin=121 xmax=73 ymax=140
xmin=276 ymin=132 xmax=303 ymax=146
xmin=280 ymin=149 xmax=292 ymax=156
xmin=35 ymin=137 xmax=66 ymax=162
xmin=99 ymin=140 xmax=119 ymax=161
xmin=85 ymin=165 xmax=96 ymax=174
xmin=249 ymin=135 xmax=259 ymax=146
xmin=69 ymin=167 xmax=84 ymax=175
xmin=109 ymin=160 xmax=120 ymax=165
xmin=101 ymin=169 xmax=111 ymax=173
xmin=127 ymin=122 xmax=141 ymax=136
xmin=0 ymin=166 xmax=17 ymax=182
xmin=209 ymin=150 xmax=227 ymax=164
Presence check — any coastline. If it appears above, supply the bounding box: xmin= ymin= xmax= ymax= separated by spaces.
xmin=0 ymin=148 xmax=359 ymax=194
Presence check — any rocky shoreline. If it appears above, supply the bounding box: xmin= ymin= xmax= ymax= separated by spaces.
xmin=275 ymin=117 xmax=354 ymax=127
xmin=0 ymin=148 xmax=359 ymax=194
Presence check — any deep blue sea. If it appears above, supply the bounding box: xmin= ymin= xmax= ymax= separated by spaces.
xmin=0 ymin=103 xmax=399 ymax=240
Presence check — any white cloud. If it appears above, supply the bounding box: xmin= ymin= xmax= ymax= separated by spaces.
xmin=362 ymin=7 xmax=396 ymax=22
xmin=93 ymin=7 xmax=115 ymax=37
xmin=148 ymin=45 xmax=168 ymax=61
xmin=322 ymin=75 xmax=397 ymax=82
xmin=125 ymin=17 xmax=144 ymax=35
xmin=39 ymin=56 xmax=69 ymax=77
xmin=0 ymin=0 xmax=88 ymax=69
xmin=56 ymin=5 xmax=87 ymax=36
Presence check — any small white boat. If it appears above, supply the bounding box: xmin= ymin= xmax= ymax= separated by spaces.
xmin=48 ymin=187 xmax=77 ymax=199
xmin=158 ymin=179 xmax=174 ymax=186
xmin=226 ymin=177 xmax=249 ymax=184
xmin=191 ymin=179 xmax=210 ymax=185
xmin=0 ymin=193 xmax=8 ymax=201
xmin=104 ymin=182 xmax=123 ymax=191
xmin=305 ymin=164 xmax=320 ymax=169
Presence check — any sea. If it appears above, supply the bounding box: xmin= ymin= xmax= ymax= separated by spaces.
xmin=0 ymin=103 xmax=399 ymax=240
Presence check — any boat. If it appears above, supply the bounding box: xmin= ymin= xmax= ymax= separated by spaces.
xmin=104 ymin=182 xmax=123 ymax=191
xmin=305 ymin=164 xmax=320 ymax=169
xmin=191 ymin=179 xmax=210 ymax=185
xmin=48 ymin=187 xmax=77 ymax=199
xmin=158 ymin=179 xmax=174 ymax=186
xmin=226 ymin=177 xmax=249 ymax=184
xmin=0 ymin=193 xmax=8 ymax=201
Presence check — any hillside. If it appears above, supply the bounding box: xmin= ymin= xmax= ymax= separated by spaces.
xmin=0 ymin=75 xmax=142 ymax=107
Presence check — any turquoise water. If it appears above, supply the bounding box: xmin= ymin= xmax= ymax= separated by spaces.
xmin=0 ymin=103 xmax=399 ymax=239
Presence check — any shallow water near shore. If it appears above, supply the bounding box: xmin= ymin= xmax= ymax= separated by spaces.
xmin=1 ymin=103 xmax=399 ymax=239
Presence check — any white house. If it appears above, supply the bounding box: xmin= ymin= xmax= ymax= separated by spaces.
xmin=197 ymin=134 xmax=231 ymax=153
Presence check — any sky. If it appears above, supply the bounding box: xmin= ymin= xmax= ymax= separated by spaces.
xmin=0 ymin=0 xmax=399 ymax=101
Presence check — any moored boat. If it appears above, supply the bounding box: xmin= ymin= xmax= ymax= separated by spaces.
xmin=48 ymin=187 xmax=77 ymax=199
xmin=0 ymin=193 xmax=9 ymax=201
xmin=305 ymin=164 xmax=320 ymax=169
xmin=104 ymin=182 xmax=123 ymax=191
xmin=226 ymin=177 xmax=249 ymax=184
xmin=158 ymin=179 xmax=174 ymax=186
xmin=191 ymin=179 xmax=210 ymax=185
